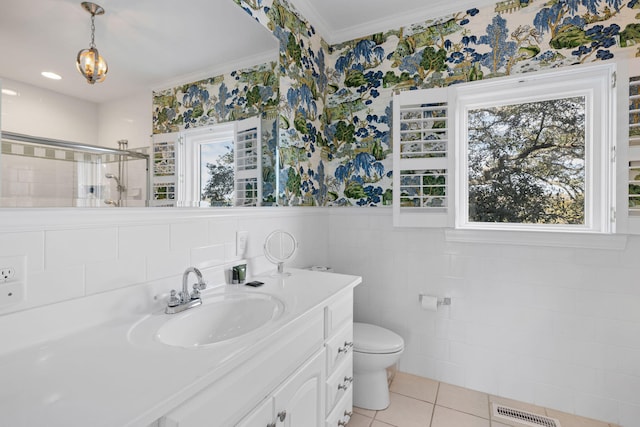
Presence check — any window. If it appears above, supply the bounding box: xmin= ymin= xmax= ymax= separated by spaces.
xmin=393 ymin=63 xmax=616 ymax=234
xmin=176 ymin=117 xmax=262 ymax=207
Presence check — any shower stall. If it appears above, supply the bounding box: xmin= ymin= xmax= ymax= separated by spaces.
xmin=0 ymin=131 xmax=150 ymax=207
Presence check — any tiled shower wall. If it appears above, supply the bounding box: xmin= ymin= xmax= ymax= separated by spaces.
xmin=328 ymin=208 xmax=640 ymax=426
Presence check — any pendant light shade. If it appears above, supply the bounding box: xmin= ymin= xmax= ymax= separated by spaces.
xmin=76 ymin=2 xmax=108 ymax=84
xmin=76 ymin=47 xmax=107 ymax=84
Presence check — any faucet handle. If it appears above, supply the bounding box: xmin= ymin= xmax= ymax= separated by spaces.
xmin=195 ymin=280 xmax=207 ymax=291
xmin=191 ymin=284 xmax=202 ymax=300
xmin=167 ymin=290 xmax=181 ymax=307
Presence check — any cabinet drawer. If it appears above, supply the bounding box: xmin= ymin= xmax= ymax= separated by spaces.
xmin=325 ymin=322 xmax=353 ymax=375
xmin=162 ymin=309 xmax=324 ymax=427
xmin=325 ymin=357 xmax=353 ymax=416
xmin=325 ymin=290 xmax=353 ymax=338
xmin=325 ymin=392 xmax=353 ymax=427
xmin=235 ymin=396 xmax=272 ymax=427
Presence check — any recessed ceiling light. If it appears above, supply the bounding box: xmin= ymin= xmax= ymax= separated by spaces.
xmin=1 ymin=89 xmax=19 ymax=96
xmin=41 ymin=71 xmax=62 ymax=80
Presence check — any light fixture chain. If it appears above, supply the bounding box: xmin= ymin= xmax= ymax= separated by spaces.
xmin=90 ymin=14 xmax=96 ymax=48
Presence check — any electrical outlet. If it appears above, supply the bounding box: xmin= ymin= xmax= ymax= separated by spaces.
xmin=0 ymin=256 xmax=25 ymax=284
xmin=0 ymin=267 xmax=15 ymax=282
xmin=0 ymin=282 xmax=24 ymax=307
xmin=236 ymin=231 xmax=249 ymax=257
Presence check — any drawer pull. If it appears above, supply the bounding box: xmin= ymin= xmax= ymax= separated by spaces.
xmin=344 ymin=376 xmax=353 ymax=383
xmin=344 ymin=410 xmax=353 ymax=417
xmin=338 ymin=420 xmax=348 ymax=426
xmin=338 ymin=382 xmax=350 ymax=391
xmin=277 ymin=410 xmax=287 ymax=421
xmin=337 ymin=341 xmax=353 ymax=354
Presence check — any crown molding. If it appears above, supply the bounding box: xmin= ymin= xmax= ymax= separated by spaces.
xmin=151 ymin=48 xmax=280 ymax=93
xmin=289 ymin=0 xmax=498 ymax=45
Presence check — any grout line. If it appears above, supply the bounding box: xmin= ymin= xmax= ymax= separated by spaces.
xmin=428 ymin=381 xmax=441 ymax=427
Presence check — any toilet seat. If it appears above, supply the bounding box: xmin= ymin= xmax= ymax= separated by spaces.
xmin=353 ymin=322 xmax=404 ymax=354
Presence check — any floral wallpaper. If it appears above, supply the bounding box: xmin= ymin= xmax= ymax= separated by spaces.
xmin=151 ymin=61 xmax=280 ymax=205
xmin=236 ymin=0 xmax=329 ymax=206
xmin=152 ymin=61 xmax=279 ymax=134
xmin=235 ymin=0 xmax=640 ymax=207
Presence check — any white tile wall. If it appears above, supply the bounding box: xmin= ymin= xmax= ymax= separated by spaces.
xmin=1 ymin=206 xmax=638 ymax=425
xmin=328 ymin=208 xmax=640 ymax=426
xmin=0 ymin=208 xmax=328 ymax=318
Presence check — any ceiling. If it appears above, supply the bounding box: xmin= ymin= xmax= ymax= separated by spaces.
xmin=0 ymin=0 xmax=497 ymax=105
xmin=0 ymin=0 xmax=279 ymax=104
xmin=289 ymin=0 xmax=499 ymax=45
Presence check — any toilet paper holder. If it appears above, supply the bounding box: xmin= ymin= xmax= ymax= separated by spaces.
xmin=419 ymin=294 xmax=451 ymax=307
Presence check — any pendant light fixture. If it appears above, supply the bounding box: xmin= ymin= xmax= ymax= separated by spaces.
xmin=76 ymin=2 xmax=108 ymax=84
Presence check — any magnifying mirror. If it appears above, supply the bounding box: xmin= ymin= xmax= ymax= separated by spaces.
xmin=263 ymin=230 xmax=298 ymax=275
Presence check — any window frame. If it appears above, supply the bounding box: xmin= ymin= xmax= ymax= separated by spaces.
xmin=453 ymin=63 xmax=616 ymax=234
xmin=177 ymin=122 xmax=235 ymax=208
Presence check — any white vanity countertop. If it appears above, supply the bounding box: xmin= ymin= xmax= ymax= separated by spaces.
xmin=0 ymin=269 xmax=361 ymax=427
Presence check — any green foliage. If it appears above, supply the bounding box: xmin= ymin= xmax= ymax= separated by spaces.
xmin=371 ymin=140 xmax=385 ymax=161
xmin=192 ymin=104 xmax=204 ymax=119
xmin=286 ymin=167 xmax=301 ymax=196
xmin=246 ymin=86 xmax=262 ymax=107
xmin=201 ymin=148 xmax=234 ymax=207
xmin=335 ymin=121 xmax=356 ymax=145
xmin=420 ymin=47 xmax=447 ymax=75
xmin=467 ymin=97 xmax=586 ymax=224
xmin=287 ymin=32 xmax=302 ymax=66
xmin=383 ymin=71 xmax=414 ymax=88
xmin=344 ymin=181 xmax=366 ymax=199
xmin=550 ymin=25 xmax=590 ymax=49
xmin=294 ymin=112 xmax=309 ymax=134
xmin=423 ymin=175 xmax=446 ymax=196
xmin=468 ymin=64 xmax=484 ymax=81
xmin=344 ymin=69 xmax=368 ymax=87
xmin=382 ymin=189 xmax=393 ymax=205
xmin=620 ymin=23 xmax=640 ymax=47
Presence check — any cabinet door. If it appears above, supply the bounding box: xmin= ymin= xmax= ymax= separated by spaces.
xmin=236 ymin=397 xmax=274 ymax=427
xmin=273 ymin=350 xmax=326 ymax=427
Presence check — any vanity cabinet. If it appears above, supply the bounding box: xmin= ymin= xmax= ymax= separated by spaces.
xmin=324 ymin=290 xmax=354 ymax=427
xmin=160 ymin=287 xmax=353 ymax=427
xmin=237 ymin=349 xmax=325 ymax=427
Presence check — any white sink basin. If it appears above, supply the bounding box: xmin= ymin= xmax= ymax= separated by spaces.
xmin=156 ymin=293 xmax=284 ymax=348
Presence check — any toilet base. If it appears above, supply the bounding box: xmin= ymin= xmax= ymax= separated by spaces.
xmin=353 ymin=369 xmax=391 ymax=410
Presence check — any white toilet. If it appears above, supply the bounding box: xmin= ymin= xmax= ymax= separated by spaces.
xmin=352 ymin=322 xmax=405 ymax=410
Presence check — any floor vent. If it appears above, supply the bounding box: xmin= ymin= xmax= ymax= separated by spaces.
xmin=492 ymin=404 xmax=561 ymax=427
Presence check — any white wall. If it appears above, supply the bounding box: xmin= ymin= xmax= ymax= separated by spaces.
xmin=0 ymin=208 xmax=328 ymax=317
xmin=328 ymin=208 xmax=640 ymax=425
xmin=1 ymin=78 xmax=98 ymax=144
xmin=97 ymin=90 xmax=152 ymax=149
xmin=1 ymin=78 xmax=151 ymax=150
xmin=1 ymin=204 xmax=638 ymax=424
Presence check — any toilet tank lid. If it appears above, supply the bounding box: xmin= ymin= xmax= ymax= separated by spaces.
xmin=353 ymin=322 xmax=404 ymax=354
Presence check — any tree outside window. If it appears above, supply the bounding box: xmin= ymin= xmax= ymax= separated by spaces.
xmin=467 ymin=97 xmax=586 ymax=224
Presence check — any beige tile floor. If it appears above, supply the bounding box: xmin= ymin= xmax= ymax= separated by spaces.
xmin=347 ymin=372 xmax=621 ymax=427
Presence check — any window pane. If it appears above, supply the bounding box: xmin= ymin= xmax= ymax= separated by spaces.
xmin=467 ymin=97 xmax=585 ymax=224
xmin=200 ymin=142 xmax=234 ymax=207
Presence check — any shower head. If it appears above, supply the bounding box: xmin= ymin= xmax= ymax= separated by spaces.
xmin=105 ymin=173 xmax=121 ymax=185
xmin=105 ymin=173 xmax=125 ymax=192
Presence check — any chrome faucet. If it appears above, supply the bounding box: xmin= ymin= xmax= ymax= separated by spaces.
xmin=165 ymin=267 xmax=207 ymax=314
